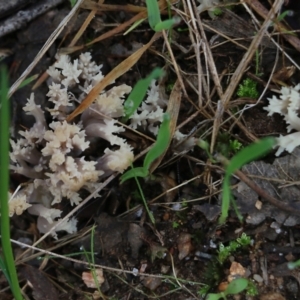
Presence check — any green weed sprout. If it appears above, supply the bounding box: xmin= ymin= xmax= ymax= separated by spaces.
xmin=146 ymin=0 xmax=180 ymax=32
xmin=123 ymin=68 xmax=164 ymax=121
xmin=0 ymin=66 xmax=23 ymax=300
xmin=218 ymin=233 xmax=251 ymax=264
xmin=198 ymin=233 xmax=254 ymax=298
xmin=215 ymin=133 xmax=243 ymax=157
xmin=121 ymin=113 xmax=171 ymax=183
xmin=207 ymin=278 xmax=248 ymax=300
xmin=217 ymin=137 xmax=276 ymax=224
xmin=237 ymin=78 xmax=259 ymax=98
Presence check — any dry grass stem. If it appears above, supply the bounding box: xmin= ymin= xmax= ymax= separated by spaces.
xmin=8 ymin=0 xmax=86 ymax=97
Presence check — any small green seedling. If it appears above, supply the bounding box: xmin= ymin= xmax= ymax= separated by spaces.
xmin=121 ymin=113 xmax=171 ymax=183
xmin=218 ymin=233 xmax=251 ymax=264
xmin=198 ymin=233 xmax=255 ymax=297
xmin=217 ymin=137 xmax=276 ymax=224
xmin=123 ymin=68 xmax=164 ymax=121
xmin=172 ymin=221 xmax=180 ymax=229
xmin=237 ymin=78 xmax=259 ymax=98
xmin=146 ymin=0 xmax=180 ymax=32
xmin=207 ymin=278 xmax=249 ymax=300
xmin=275 ymin=10 xmax=293 ymax=23
xmin=215 ymin=133 xmax=243 ymax=157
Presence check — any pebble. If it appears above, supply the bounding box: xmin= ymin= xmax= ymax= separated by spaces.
xmin=253 ymin=274 xmax=263 ymax=283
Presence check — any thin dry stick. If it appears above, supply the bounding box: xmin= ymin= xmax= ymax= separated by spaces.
xmin=235 ymin=168 xmax=300 ymax=217
xmin=161 ymin=30 xmax=188 ymax=98
xmin=194 ymin=4 xmax=223 ymax=99
xmin=184 ymin=0 xmax=204 ymax=107
xmin=221 ymin=0 xmax=284 ymax=107
xmin=63 ymin=0 xmax=178 ymax=54
xmin=209 ymin=0 xmax=284 ymax=152
xmin=202 ymin=22 xmax=248 ymax=51
xmin=246 ymin=0 xmax=300 ymax=52
xmin=243 ymin=2 xmax=300 ymax=71
xmin=8 ymin=0 xmax=85 ymax=97
xmin=66 ymin=32 xmax=162 ymax=121
xmin=69 ymin=0 xmax=105 ymax=47
xmin=12 ymin=238 xmax=201 ymax=285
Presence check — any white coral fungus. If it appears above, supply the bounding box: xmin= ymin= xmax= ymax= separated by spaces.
xmin=9 ymin=192 xmax=32 ymax=217
xmin=264 ymin=84 xmax=300 ymax=155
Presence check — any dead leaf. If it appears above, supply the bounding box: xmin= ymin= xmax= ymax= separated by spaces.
xmin=142 ymin=277 xmax=162 ymax=291
xmin=260 ymin=292 xmax=286 ymax=300
xmin=177 ymin=233 xmax=193 ymax=260
xmin=66 ymin=32 xmax=161 ymax=122
xmin=82 ymin=269 xmax=105 ymax=288
xmin=228 ymin=261 xmax=246 ymax=282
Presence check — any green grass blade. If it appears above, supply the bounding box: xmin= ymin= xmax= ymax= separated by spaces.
xmin=0 ymin=256 xmax=11 ymax=287
xmin=120 ymin=167 xmax=148 ymax=184
xmin=124 ymin=18 xmax=146 ymax=35
xmin=143 ymin=112 xmax=170 ymax=170
xmin=219 ymin=137 xmax=276 ymax=224
xmin=121 ymin=113 xmax=171 ymax=183
xmin=146 ymin=0 xmax=161 ymax=30
xmin=225 ymin=137 xmax=275 ymax=175
xmin=134 ymin=175 xmax=155 ymax=224
xmin=123 ymin=68 xmax=164 ymax=121
xmin=154 ymin=17 xmax=181 ymax=31
xmin=0 ymin=65 xmax=23 ymax=300
xmin=18 ymin=74 xmax=38 ymax=90
xmin=276 ymin=10 xmax=290 ymax=22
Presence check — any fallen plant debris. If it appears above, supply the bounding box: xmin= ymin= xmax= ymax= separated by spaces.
xmin=2 ymin=0 xmax=300 ymax=299
xmin=234 ymin=148 xmax=300 ymax=226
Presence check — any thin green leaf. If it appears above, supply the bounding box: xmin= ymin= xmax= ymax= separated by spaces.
xmin=276 ymin=10 xmax=290 ymax=22
xmin=0 ymin=257 xmax=11 ymax=287
xmin=18 ymin=74 xmax=38 ymax=90
xmin=134 ymin=175 xmax=155 ymax=224
xmin=120 ymin=167 xmax=148 ymax=184
xmin=143 ymin=113 xmax=170 ymax=170
xmin=206 ymin=294 xmax=222 ymax=300
xmin=154 ymin=16 xmax=181 ymax=31
xmin=146 ymin=0 xmax=161 ymax=30
xmin=121 ymin=113 xmax=171 ymax=183
xmin=219 ymin=137 xmax=276 ymax=224
xmin=124 ymin=19 xmax=146 ymax=35
xmin=225 ymin=278 xmax=248 ymax=295
xmin=226 ymin=137 xmax=275 ymax=175
xmin=123 ymin=68 xmax=164 ymax=121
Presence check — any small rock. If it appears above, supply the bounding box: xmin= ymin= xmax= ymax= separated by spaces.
xmin=253 ymin=274 xmax=263 ymax=283
xmin=177 ymin=233 xmax=193 ymax=260
xmin=142 ymin=277 xmax=162 ymax=291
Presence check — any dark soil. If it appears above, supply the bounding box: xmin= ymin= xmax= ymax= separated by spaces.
xmin=2 ymin=0 xmax=300 ymax=299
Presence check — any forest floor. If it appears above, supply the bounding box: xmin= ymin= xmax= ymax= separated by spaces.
xmin=1 ymin=0 xmax=300 ymax=299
